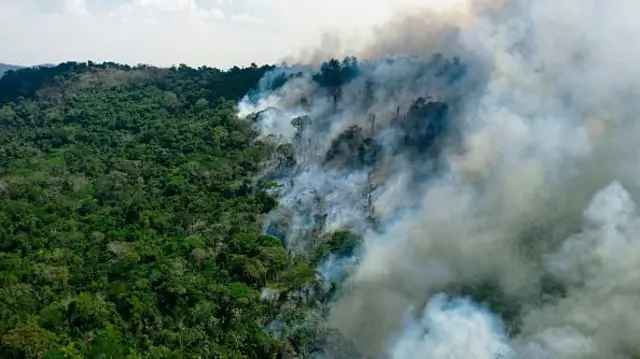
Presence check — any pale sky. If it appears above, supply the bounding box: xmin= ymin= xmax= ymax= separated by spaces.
xmin=0 ymin=0 xmax=466 ymax=69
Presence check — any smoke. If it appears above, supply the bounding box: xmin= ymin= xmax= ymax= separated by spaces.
xmin=515 ymin=181 xmax=640 ymax=359
xmin=238 ymin=0 xmax=640 ymax=358
xmin=388 ymin=294 xmax=511 ymax=359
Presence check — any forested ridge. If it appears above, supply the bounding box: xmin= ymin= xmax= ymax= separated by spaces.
xmin=0 ymin=62 xmax=342 ymax=358
xmin=0 ymin=63 xmax=22 ymax=75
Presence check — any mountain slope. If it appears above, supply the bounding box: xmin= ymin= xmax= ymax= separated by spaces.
xmin=0 ymin=63 xmax=21 ymax=74
xmin=0 ymin=61 xmax=327 ymax=358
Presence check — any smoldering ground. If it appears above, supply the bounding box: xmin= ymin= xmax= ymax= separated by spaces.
xmin=239 ymin=0 xmax=640 ymax=358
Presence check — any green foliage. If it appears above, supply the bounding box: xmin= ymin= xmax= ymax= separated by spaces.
xmin=311 ymin=230 xmax=362 ymax=266
xmin=290 ymin=116 xmax=311 ymax=134
xmin=0 ymin=62 xmax=319 ymax=358
xmin=312 ymin=57 xmax=360 ymax=89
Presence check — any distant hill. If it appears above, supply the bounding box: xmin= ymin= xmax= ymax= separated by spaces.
xmin=0 ymin=63 xmax=21 ymax=74
xmin=0 ymin=63 xmax=58 ymax=76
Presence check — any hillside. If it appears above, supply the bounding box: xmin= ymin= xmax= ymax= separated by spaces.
xmin=0 ymin=62 xmax=342 ymax=358
xmin=3 ymin=22 xmax=634 ymax=358
xmin=0 ymin=63 xmax=21 ymax=75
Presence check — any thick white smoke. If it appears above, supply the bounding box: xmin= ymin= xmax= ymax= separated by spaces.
xmin=239 ymin=0 xmax=640 ymax=358
xmin=516 ymin=181 xmax=640 ymax=359
xmin=388 ymin=294 xmax=511 ymax=359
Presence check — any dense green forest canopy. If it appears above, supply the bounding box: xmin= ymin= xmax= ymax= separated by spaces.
xmin=0 ymin=61 xmax=349 ymax=358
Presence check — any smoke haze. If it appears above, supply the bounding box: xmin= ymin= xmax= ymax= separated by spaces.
xmin=239 ymin=0 xmax=640 ymax=358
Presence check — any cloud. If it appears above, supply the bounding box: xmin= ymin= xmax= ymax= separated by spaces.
xmin=231 ymin=13 xmax=265 ymax=25
xmin=129 ymin=0 xmax=196 ymax=12
xmin=64 ymin=0 xmax=90 ymax=17
xmin=159 ymin=0 xmax=205 ymax=11
xmin=0 ymin=0 xmax=466 ymax=68
xmin=1 ymin=0 xmax=269 ymax=67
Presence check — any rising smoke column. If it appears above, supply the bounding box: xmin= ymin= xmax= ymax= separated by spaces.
xmin=388 ymin=294 xmax=511 ymax=359
xmin=239 ymin=0 xmax=640 ymax=358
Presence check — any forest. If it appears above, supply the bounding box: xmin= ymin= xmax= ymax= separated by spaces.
xmin=0 ymin=61 xmax=352 ymax=358
xmin=0 ymin=63 xmax=22 ymax=75
xmin=4 ymin=1 xmax=637 ymax=358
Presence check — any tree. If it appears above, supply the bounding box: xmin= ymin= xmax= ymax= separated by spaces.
xmin=0 ymin=61 xmax=319 ymax=358
xmin=2 ymin=320 xmax=56 ymax=358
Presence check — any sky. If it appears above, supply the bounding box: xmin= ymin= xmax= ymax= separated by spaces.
xmin=0 ymin=0 xmax=456 ymax=69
